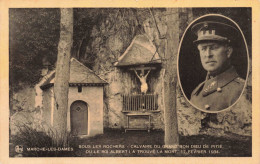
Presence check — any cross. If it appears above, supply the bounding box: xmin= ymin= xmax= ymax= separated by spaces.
xmin=129 ymin=65 xmax=156 ymax=74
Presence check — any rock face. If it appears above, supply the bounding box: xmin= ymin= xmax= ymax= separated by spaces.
xmin=10 ymin=87 xmax=36 ymax=113
xmin=177 ymin=88 xmax=206 ymax=136
xmin=90 ymin=8 xmax=200 ymax=135
xmin=10 ymin=86 xmax=45 ymax=135
xmin=206 ymin=88 xmax=252 ymax=136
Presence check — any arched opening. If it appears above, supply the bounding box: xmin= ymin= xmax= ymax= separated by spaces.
xmin=70 ymin=100 xmax=88 ymax=136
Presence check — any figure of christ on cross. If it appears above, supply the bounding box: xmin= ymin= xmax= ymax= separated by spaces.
xmin=134 ymin=69 xmax=151 ymax=94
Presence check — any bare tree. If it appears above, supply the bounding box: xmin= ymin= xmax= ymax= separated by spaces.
xmin=163 ymin=8 xmax=179 ymax=145
xmin=52 ymin=8 xmax=73 ymax=146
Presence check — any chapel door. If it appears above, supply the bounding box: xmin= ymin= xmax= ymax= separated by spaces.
xmin=70 ymin=100 xmax=88 ymax=136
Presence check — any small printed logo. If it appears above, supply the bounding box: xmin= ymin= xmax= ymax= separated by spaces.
xmin=15 ymin=145 xmax=23 ymax=154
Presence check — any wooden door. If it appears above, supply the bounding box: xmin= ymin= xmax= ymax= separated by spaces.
xmin=70 ymin=101 xmax=88 ymax=136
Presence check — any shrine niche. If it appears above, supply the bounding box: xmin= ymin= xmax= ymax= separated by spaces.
xmin=114 ymin=34 xmax=162 ymax=116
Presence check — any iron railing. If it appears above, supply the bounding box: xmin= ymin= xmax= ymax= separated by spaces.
xmin=122 ymin=94 xmax=159 ymax=112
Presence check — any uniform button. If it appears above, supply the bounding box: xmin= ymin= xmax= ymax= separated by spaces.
xmin=204 ymin=104 xmax=210 ymax=110
xmin=217 ymin=87 xmax=222 ymax=92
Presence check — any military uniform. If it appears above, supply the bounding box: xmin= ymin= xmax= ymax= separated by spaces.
xmin=188 ymin=20 xmax=246 ymax=111
xmin=190 ymin=66 xmax=245 ymax=111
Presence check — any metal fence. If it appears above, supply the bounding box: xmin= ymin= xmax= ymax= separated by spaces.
xmin=122 ymin=94 xmax=158 ymax=112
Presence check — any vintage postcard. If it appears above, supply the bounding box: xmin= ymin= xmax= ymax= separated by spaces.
xmin=0 ymin=0 xmax=260 ymax=163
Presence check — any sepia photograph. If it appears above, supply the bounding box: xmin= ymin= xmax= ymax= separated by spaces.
xmin=0 ymin=1 xmax=259 ymax=163
xmin=178 ymin=13 xmax=250 ymax=112
xmin=7 ymin=7 xmax=253 ymax=158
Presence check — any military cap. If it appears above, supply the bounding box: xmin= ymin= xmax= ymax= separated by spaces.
xmin=191 ymin=21 xmax=238 ymax=44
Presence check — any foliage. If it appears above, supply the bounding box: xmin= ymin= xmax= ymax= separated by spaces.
xmin=11 ymin=123 xmax=76 ymax=157
xmin=9 ymin=8 xmax=60 ymax=91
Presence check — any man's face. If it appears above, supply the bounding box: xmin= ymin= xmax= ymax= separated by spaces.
xmin=197 ymin=42 xmax=232 ymax=74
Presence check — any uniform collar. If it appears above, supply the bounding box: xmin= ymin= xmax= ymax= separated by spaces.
xmin=202 ymin=66 xmax=239 ymax=97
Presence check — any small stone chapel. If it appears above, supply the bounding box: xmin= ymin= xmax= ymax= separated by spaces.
xmin=39 ymin=58 xmax=107 ymax=137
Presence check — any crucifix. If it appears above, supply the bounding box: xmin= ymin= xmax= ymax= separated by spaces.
xmin=129 ymin=65 xmax=156 ymax=94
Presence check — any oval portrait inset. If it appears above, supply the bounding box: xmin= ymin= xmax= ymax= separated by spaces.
xmin=178 ymin=14 xmax=249 ymax=113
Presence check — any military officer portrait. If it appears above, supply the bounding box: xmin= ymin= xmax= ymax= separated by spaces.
xmin=178 ymin=15 xmax=249 ymax=112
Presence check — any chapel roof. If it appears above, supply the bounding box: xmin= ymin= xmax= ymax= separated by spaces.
xmin=40 ymin=58 xmax=107 ymax=90
xmin=114 ymin=34 xmax=162 ymax=67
